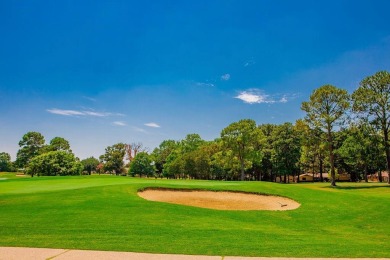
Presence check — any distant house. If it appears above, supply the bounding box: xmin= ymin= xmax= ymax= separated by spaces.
xmin=297 ymin=173 xmax=314 ymax=182
xmin=295 ymin=172 xmax=350 ymax=182
xmin=295 ymin=173 xmax=326 ymax=182
xmin=368 ymin=171 xmax=389 ymax=182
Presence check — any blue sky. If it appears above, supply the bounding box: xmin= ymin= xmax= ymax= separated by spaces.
xmin=1 ymin=0 xmax=390 ymax=160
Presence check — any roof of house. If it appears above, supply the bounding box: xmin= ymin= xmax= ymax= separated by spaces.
xmin=299 ymin=173 xmax=313 ymax=177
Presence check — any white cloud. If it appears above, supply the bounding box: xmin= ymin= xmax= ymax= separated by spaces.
xmin=196 ymin=82 xmax=215 ymax=87
xmin=235 ymin=90 xmax=293 ymax=104
xmin=235 ymin=90 xmax=273 ymax=104
xmin=221 ymin=74 xmax=230 ymax=81
xmin=113 ymin=121 xmax=126 ymax=126
xmin=84 ymin=111 xmax=111 ymax=117
xmin=47 ymin=108 xmax=123 ymax=117
xmin=47 ymin=109 xmax=85 ymax=116
xmin=279 ymin=96 xmax=288 ymax=103
xmin=144 ymin=122 xmax=160 ymax=128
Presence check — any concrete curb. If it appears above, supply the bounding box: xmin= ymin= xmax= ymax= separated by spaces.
xmin=0 ymin=247 xmax=389 ymax=260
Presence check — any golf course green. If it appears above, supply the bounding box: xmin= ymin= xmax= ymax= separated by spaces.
xmin=0 ymin=173 xmax=389 ymax=257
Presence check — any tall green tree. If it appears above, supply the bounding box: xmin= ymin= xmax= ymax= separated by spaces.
xmin=337 ymin=122 xmax=384 ymax=182
xmin=258 ymin=124 xmax=277 ymax=181
xmin=15 ymin=131 xmax=45 ymax=168
xmin=48 ymin=137 xmax=71 ymax=152
xmin=352 ymin=71 xmax=390 ymax=183
xmin=40 ymin=137 xmax=72 ymax=154
xmin=151 ymin=140 xmax=179 ymax=174
xmin=192 ymin=141 xmax=221 ymax=180
xmin=159 ymin=134 xmax=205 ymax=179
xmin=295 ymin=119 xmax=326 ymax=181
xmin=180 ymin=133 xmax=205 ymax=153
xmin=0 ymin=152 xmax=14 ymax=172
xmin=128 ymin=152 xmax=155 ymax=177
xmin=81 ymin=157 xmax=99 ymax=175
xmin=271 ymin=123 xmax=301 ymax=183
xmin=100 ymin=143 xmax=126 ymax=175
xmin=221 ymin=119 xmax=264 ymax=181
xmin=301 ymin=85 xmax=350 ymax=186
xmin=163 ymin=150 xmax=183 ymax=179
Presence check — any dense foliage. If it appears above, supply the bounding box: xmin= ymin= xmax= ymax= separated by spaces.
xmin=9 ymin=133 xmax=82 ymax=177
xmin=0 ymin=152 xmax=15 ymax=172
xmin=301 ymin=85 xmax=350 ymax=186
xmin=25 ymin=151 xmax=83 ymax=177
xmin=15 ymin=131 xmax=45 ymax=168
xmin=81 ymin=157 xmax=100 ymax=175
xmin=128 ymin=152 xmax=155 ymax=177
xmin=352 ymin=71 xmax=390 ymax=183
xmin=99 ymin=143 xmax=126 ymax=175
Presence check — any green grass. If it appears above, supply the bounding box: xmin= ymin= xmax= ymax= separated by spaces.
xmin=0 ymin=174 xmax=389 ymax=257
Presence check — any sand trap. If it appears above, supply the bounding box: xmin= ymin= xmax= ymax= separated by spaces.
xmin=138 ymin=189 xmax=300 ymax=211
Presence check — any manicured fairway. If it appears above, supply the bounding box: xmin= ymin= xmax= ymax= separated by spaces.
xmin=0 ymin=174 xmax=389 ymax=257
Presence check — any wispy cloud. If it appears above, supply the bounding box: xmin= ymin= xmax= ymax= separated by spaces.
xmin=221 ymin=74 xmax=230 ymax=81
xmin=113 ymin=121 xmax=126 ymax=126
xmin=235 ymin=89 xmax=293 ymax=104
xmin=196 ymin=82 xmax=215 ymax=87
xmin=132 ymin=127 xmax=147 ymax=133
xmin=84 ymin=111 xmax=111 ymax=117
xmin=47 ymin=109 xmax=85 ymax=116
xmin=244 ymin=58 xmax=256 ymax=67
xmin=47 ymin=108 xmax=124 ymax=117
xmin=144 ymin=122 xmax=160 ymax=128
xmin=280 ymin=95 xmax=288 ymax=103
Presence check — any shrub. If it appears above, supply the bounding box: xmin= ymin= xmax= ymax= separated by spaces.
xmin=26 ymin=151 xmax=83 ymax=177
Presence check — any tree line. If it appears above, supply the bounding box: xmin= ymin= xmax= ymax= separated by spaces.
xmin=1 ymin=71 xmax=389 ymax=186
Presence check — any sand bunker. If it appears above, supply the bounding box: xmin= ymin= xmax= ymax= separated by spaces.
xmin=138 ymin=189 xmax=300 ymax=211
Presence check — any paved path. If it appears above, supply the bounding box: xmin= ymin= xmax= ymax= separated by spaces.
xmin=0 ymin=247 xmax=389 ymax=260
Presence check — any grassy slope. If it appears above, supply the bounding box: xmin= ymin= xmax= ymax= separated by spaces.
xmin=0 ymin=173 xmax=389 ymax=257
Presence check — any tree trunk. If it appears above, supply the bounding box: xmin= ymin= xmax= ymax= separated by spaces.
xmin=319 ymin=158 xmax=324 ymax=182
xmin=330 ymin=150 xmax=336 ymax=186
xmin=383 ymin=128 xmax=390 ymax=184
xmin=312 ymin=162 xmax=315 ymax=182
xmin=364 ymin=164 xmax=368 ymax=183
xmin=327 ymin=125 xmax=336 ymax=187
xmin=240 ymin=160 xmax=245 ymax=181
